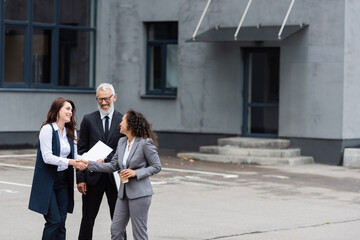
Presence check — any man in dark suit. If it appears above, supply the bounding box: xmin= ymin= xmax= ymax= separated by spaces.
xmin=76 ymin=83 xmax=125 ymax=240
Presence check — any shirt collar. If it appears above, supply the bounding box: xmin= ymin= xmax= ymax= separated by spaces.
xmin=127 ymin=137 xmax=136 ymax=146
xmin=52 ymin=122 xmax=59 ymax=131
xmin=52 ymin=122 xmax=67 ymax=137
xmin=100 ymin=109 xmax=114 ymax=120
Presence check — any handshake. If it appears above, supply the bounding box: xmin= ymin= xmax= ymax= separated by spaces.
xmin=73 ymin=159 xmax=90 ymax=171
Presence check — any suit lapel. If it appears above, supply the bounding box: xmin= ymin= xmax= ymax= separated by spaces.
xmin=95 ymin=111 xmax=106 ymax=141
xmin=118 ymin=138 xmax=127 ymax=170
xmin=126 ymin=137 xmax=140 ymax=168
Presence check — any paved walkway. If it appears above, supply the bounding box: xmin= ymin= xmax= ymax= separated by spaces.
xmin=1 ymin=149 xmax=360 ymax=239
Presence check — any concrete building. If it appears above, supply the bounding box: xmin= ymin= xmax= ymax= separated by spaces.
xmin=1 ymin=0 xmax=360 ymax=165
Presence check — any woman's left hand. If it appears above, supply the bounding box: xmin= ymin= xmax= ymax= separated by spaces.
xmin=120 ymin=169 xmax=136 ymax=179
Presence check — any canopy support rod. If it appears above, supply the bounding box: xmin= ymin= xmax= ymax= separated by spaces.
xmin=192 ymin=0 xmax=212 ymax=41
xmin=234 ymin=0 xmax=253 ymax=40
xmin=278 ymin=0 xmax=295 ymax=39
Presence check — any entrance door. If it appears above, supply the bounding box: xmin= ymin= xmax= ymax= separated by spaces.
xmin=242 ymin=48 xmax=279 ymax=137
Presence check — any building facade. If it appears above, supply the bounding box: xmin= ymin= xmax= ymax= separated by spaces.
xmin=1 ymin=0 xmax=360 ymax=165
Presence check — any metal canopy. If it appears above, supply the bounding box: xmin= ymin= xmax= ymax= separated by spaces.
xmin=187 ymin=24 xmax=308 ymax=42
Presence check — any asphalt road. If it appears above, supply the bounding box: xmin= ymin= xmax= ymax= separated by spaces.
xmin=1 ymin=149 xmax=360 ymax=240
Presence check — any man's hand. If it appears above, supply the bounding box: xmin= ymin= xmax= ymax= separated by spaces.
xmin=76 ymin=159 xmax=89 ymax=170
xmin=77 ymin=182 xmax=87 ymax=195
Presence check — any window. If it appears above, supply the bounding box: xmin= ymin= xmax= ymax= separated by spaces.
xmin=0 ymin=0 xmax=96 ymax=89
xmin=146 ymin=22 xmax=178 ymax=96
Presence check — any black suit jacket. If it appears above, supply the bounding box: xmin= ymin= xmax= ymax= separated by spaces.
xmin=76 ymin=110 xmax=125 ymax=186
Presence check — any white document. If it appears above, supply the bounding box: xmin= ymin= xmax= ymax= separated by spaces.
xmin=82 ymin=140 xmax=113 ymax=161
xmin=82 ymin=140 xmax=121 ymax=190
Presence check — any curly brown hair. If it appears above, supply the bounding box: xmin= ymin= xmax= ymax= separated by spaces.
xmin=125 ymin=109 xmax=158 ymax=147
xmin=39 ymin=98 xmax=78 ymax=141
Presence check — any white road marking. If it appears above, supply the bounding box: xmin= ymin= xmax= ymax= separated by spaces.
xmin=0 ymin=180 xmax=79 ymax=191
xmin=151 ymin=181 xmax=167 ymax=185
xmin=0 ymin=154 xmax=36 ymax=158
xmin=162 ymin=167 xmax=238 ymax=178
xmin=0 ymin=189 xmax=19 ymax=193
xmin=0 ymin=163 xmax=239 ymax=179
xmin=262 ymin=174 xmax=290 ymax=180
xmin=0 ymin=161 xmax=239 ymax=188
xmin=0 ymin=163 xmax=34 ymax=169
xmin=185 ymin=176 xmax=201 ymax=179
xmin=0 ymin=181 xmax=31 ymax=188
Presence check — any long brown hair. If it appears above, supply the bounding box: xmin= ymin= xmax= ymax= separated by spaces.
xmin=126 ymin=109 xmax=158 ymax=147
xmin=39 ymin=98 xmax=77 ymax=141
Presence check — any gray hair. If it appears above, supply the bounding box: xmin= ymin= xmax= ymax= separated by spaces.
xmin=96 ymin=83 xmax=115 ymax=95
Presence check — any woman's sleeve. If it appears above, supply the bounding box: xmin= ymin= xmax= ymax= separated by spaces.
xmin=39 ymin=124 xmax=70 ymax=167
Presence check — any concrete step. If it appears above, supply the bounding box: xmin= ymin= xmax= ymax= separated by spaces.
xmin=218 ymin=137 xmax=291 ymax=149
xmin=177 ymin=152 xmax=314 ymax=166
xmin=343 ymin=148 xmax=360 ymax=168
xmin=200 ymin=146 xmax=301 ymax=158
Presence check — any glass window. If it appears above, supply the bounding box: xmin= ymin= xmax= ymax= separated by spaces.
xmin=1 ymin=0 xmax=96 ymax=89
xmin=5 ymin=0 xmax=27 ymax=21
xmin=58 ymin=30 xmax=92 ymax=87
xmin=148 ymin=23 xmax=178 ymax=41
xmin=249 ymin=107 xmax=279 ymax=134
xmin=33 ymin=29 xmax=52 ymax=84
xmin=4 ymin=27 xmax=26 ymax=83
xmin=166 ymin=44 xmax=178 ymax=91
xmin=146 ymin=22 xmax=178 ymax=96
xmin=33 ymin=0 xmax=54 ymax=23
xmin=60 ymin=0 xmax=92 ymax=26
xmin=243 ymin=48 xmax=280 ymax=136
xmin=149 ymin=45 xmax=162 ymax=91
xmin=250 ymin=52 xmax=279 ymax=103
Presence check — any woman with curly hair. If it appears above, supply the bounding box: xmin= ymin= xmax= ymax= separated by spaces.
xmin=80 ymin=109 xmax=161 ymax=240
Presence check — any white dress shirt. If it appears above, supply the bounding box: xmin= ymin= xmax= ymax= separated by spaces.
xmin=100 ymin=110 xmax=114 ymax=132
xmin=122 ymin=138 xmax=135 ymax=169
xmin=39 ymin=122 xmax=81 ymax=171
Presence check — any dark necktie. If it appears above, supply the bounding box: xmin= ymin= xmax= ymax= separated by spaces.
xmin=104 ymin=116 xmax=109 ymax=140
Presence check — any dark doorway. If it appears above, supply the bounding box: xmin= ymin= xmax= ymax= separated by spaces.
xmin=242 ymin=48 xmax=280 ymax=137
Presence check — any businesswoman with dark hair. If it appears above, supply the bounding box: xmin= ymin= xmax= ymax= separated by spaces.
xmin=79 ymin=109 xmax=161 ymax=240
xmin=29 ymin=97 xmax=87 ymax=240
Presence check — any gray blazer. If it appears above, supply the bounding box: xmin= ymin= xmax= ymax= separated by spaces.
xmin=88 ymin=136 xmax=161 ymax=199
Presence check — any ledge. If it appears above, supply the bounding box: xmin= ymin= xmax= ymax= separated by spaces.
xmin=0 ymin=88 xmax=96 ymax=94
xmin=140 ymin=94 xmax=177 ymax=100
